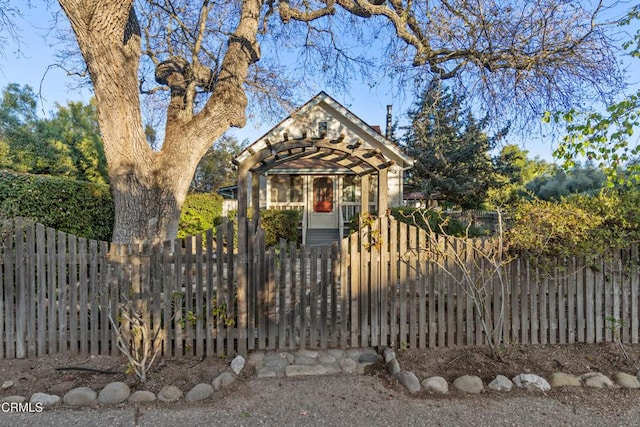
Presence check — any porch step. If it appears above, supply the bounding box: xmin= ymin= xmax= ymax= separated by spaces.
xmin=305 ymin=228 xmax=340 ymax=246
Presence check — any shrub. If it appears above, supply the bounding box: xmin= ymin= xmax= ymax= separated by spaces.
xmin=178 ymin=192 xmax=224 ymax=238
xmin=506 ymin=198 xmax=602 ymax=258
xmin=0 ymin=169 xmax=113 ymax=240
xmin=389 ymin=207 xmax=485 ymax=237
xmin=507 ymin=189 xmax=640 ymax=259
xmin=260 ymin=209 xmax=301 ymax=247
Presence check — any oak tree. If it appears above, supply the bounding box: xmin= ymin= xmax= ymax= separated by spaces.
xmin=56 ymin=0 xmax=622 ymax=243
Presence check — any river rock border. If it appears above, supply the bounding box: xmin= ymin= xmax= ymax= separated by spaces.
xmin=0 ymin=348 xmax=380 ymax=408
xmin=382 ymin=347 xmax=640 ymax=394
xmin=3 ymin=347 xmax=640 ymax=408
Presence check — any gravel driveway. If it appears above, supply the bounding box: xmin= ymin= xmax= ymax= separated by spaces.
xmin=2 ymin=375 xmax=640 ymax=427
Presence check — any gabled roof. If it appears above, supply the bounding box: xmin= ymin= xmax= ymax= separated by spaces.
xmin=234 ymin=92 xmax=414 ymax=174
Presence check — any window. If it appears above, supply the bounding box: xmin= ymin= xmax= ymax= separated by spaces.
xmin=342 ymin=175 xmax=360 ymax=202
xmin=290 ymin=175 xmax=304 ymax=202
xmin=269 ymin=175 xmax=304 ymax=203
xmin=318 ymin=121 xmax=328 ymax=137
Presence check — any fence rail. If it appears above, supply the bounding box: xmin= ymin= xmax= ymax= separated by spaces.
xmin=1 ymin=217 xmax=639 ymax=359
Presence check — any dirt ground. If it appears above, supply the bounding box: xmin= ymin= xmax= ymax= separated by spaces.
xmin=1 ymin=342 xmax=639 ymax=411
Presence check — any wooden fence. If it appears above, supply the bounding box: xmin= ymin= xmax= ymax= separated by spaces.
xmin=1 ymin=217 xmax=639 ymax=359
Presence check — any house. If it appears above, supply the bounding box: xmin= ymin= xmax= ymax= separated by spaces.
xmin=233 ymin=92 xmax=414 ymax=245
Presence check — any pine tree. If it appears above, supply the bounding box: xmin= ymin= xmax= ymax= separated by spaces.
xmin=404 ymin=84 xmax=502 ymax=209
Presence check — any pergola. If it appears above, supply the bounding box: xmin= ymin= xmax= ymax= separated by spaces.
xmin=233 ymin=131 xmax=395 ymax=229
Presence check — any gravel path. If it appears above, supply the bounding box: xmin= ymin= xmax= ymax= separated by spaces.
xmin=2 ymin=375 xmax=640 ymax=427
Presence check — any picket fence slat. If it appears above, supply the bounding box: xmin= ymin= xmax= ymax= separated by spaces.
xmin=3 ymin=223 xmax=15 ymax=358
xmin=89 ymin=240 xmax=99 ymax=355
xmin=632 ymin=244 xmax=639 ymax=343
xmin=26 ymin=223 xmax=36 ymax=358
xmin=195 ymin=234 xmax=204 ymax=357
xmin=36 ymin=224 xmax=46 ymax=356
xmin=47 ymin=227 xmax=57 ymax=354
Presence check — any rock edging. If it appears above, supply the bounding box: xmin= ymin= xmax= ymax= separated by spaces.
xmin=0 ymin=348 xmax=381 ymax=409
xmin=384 ymin=347 xmax=640 ymax=394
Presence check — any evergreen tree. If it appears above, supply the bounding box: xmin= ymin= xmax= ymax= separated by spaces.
xmin=404 ymin=84 xmax=504 ymax=209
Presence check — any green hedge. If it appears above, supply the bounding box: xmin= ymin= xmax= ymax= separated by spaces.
xmin=0 ymin=170 xmax=114 ymax=241
xmin=260 ymin=209 xmax=302 ymax=247
xmin=226 ymin=209 xmax=301 ymax=248
xmin=178 ymin=192 xmax=224 ymax=238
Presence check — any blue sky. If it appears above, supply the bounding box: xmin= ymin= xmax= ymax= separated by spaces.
xmin=2 ymin=2 xmax=639 ymax=163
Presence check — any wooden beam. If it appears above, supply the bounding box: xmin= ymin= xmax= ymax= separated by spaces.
xmin=251 ymin=147 xmax=320 ymax=174
xmin=330 ymin=134 xmax=345 ymax=144
xmin=347 ymin=139 xmax=362 ymax=150
xmin=346 ymin=158 xmax=364 ymax=169
xmin=334 ymin=152 xmax=351 ymax=163
xmin=357 ymin=167 xmax=376 ymax=177
xmin=364 ymin=148 xmax=381 ymax=158
xmin=378 ymin=159 xmax=396 ymax=169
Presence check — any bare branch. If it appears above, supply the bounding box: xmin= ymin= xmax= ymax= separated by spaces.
xmin=278 ymin=0 xmax=336 ymax=24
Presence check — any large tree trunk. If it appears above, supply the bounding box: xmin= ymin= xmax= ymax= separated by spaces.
xmin=58 ymin=0 xmax=260 ymax=244
xmin=109 ymin=160 xmax=189 ymax=244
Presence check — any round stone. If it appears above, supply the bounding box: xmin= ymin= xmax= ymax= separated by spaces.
xmin=30 ymin=392 xmax=61 ymax=406
xmin=339 ymin=358 xmax=357 ymax=373
xmin=231 ymin=355 xmax=246 ymax=375
xmin=512 ymin=374 xmax=551 ymax=391
xmin=128 ymin=390 xmax=156 ymax=403
xmin=297 ymin=349 xmax=319 ymax=359
xmin=294 ymin=356 xmax=317 ymax=365
xmin=613 ymin=372 xmax=640 ymax=389
xmin=98 ymin=382 xmax=130 ymax=404
xmin=580 ymin=372 xmax=614 ymax=388
xmin=212 ymin=372 xmax=236 ymax=390
xmin=318 ymin=355 xmax=336 ymax=364
xmin=158 ymin=385 xmax=183 ymax=402
xmin=550 ymin=372 xmax=581 ymax=387
xmin=386 ymin=358 xmax=401 ymax=375
xmin=395 ymin=371 xmax=421 ymax=394
xmin=487 ymin=375 xmax=513 ymax=391
xmin=358 ymin=352 xmax=379 ymax=364
xmin=257 ymin=367 xmax=277 ymax=378
xmin=422 ymin=376 xmax=449 ymax=394
xmin=1 ymin=395 xmax=26 ymax=403
xmin=185 ymin=383 xmax=214 ymax=402
xmin=63 ymin=387 xmax=97 ymax=406
xmin=453 ymin=375 xmax=484 ymax=394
